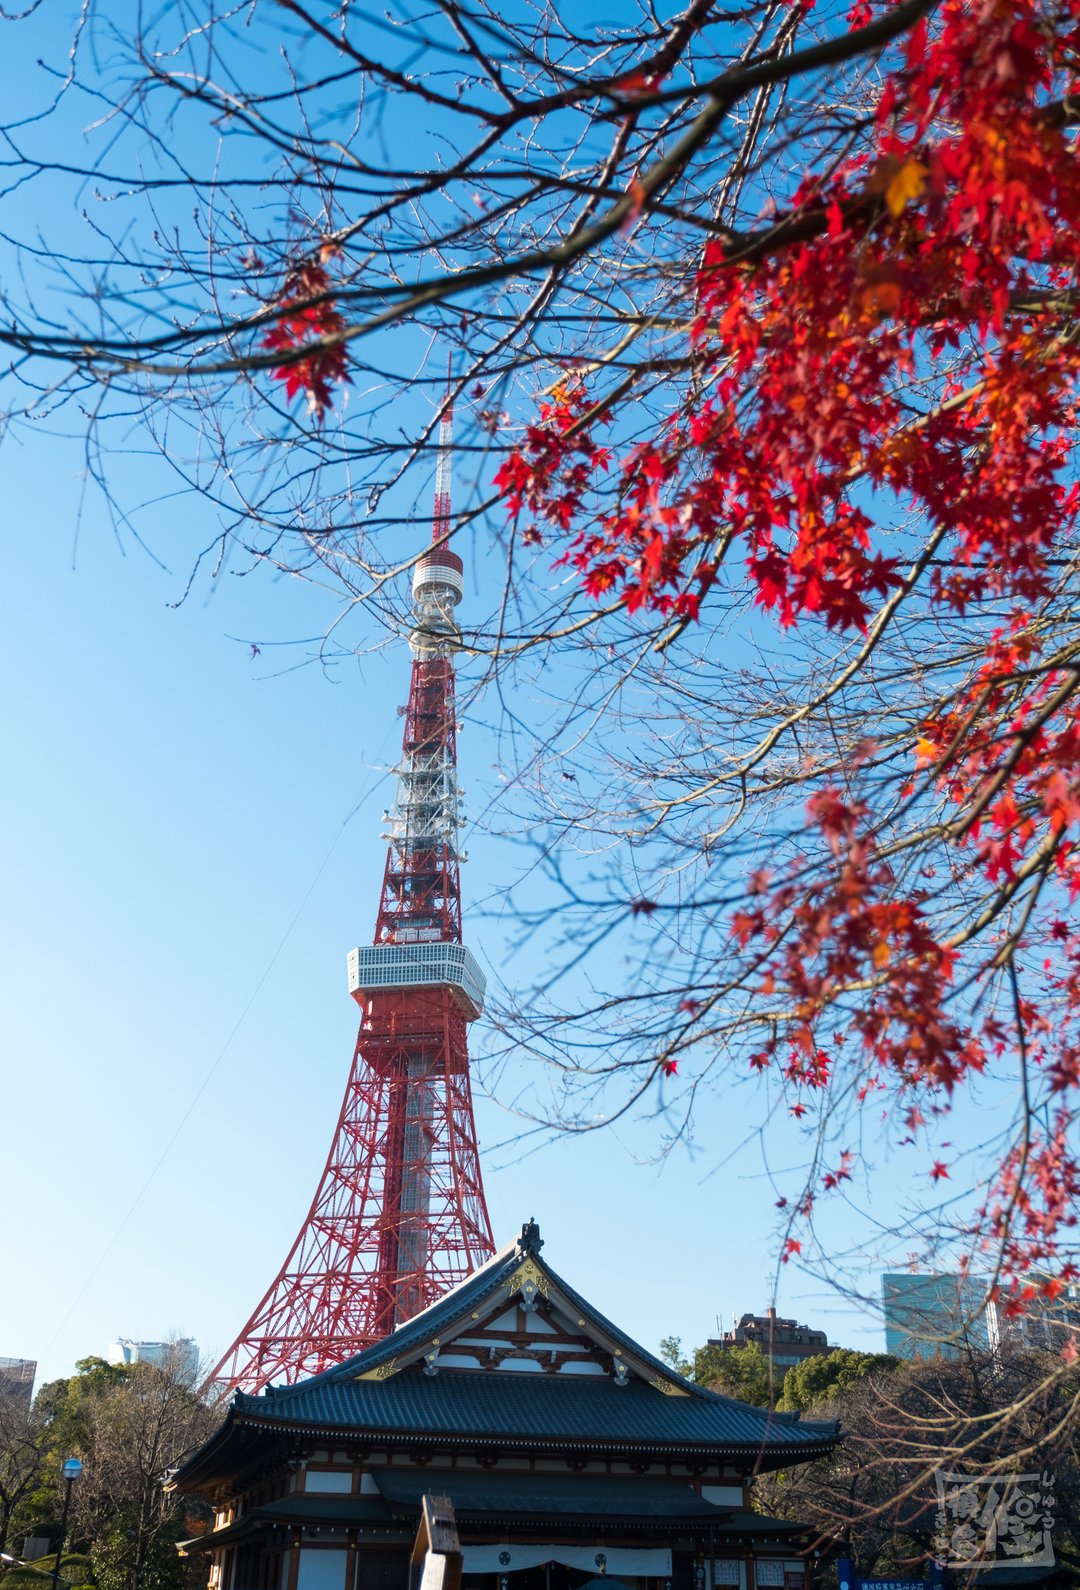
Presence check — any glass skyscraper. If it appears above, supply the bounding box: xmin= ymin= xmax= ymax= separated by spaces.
xmin=881 ymin=1272 xmax=989 ymax=1359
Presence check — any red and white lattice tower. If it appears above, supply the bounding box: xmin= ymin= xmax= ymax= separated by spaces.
xmin=208 ymin=393 xmax=495 ymax=1395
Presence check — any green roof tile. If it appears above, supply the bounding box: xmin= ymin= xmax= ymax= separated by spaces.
xmin=241 ymin=1365 xmax=835 ymax=1453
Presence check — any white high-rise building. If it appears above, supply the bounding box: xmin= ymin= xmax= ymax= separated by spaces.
xmin=107 ymin=1337 xmax=198 ymax=1380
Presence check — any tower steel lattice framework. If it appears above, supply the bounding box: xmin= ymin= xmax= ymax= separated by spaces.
xmin=208 ymin=395 xmax=495 ymax=1396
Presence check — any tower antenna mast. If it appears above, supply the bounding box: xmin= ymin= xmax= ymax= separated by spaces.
xmin=208 ymin=378 xmax=494 ymax=1394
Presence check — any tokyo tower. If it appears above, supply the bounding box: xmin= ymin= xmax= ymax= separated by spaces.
xmin=208 ymin=391 xmax=495 ymax=1396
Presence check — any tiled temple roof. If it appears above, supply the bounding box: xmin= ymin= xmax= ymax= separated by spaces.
xmin=175 ymin=1221 xmax=838 ymax=1491
xmin=239 ymin=1366 xmax=836 ymax=1453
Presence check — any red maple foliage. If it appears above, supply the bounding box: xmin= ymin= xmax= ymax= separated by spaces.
xmin=263 ymin=258 xmax=351 ymax=421
xmin=495 ymin=0 xmax=1080 ymax=1293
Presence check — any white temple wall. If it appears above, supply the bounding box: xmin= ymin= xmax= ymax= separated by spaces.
xmin=297 ymin=1548 xmax=349 ymax=1590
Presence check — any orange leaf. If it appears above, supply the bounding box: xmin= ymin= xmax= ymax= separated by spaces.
xmin=885 ymin=158 xmax=927 ymax=217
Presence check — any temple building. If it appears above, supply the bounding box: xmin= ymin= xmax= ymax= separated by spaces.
xmin=172 ymin=1223 xmax=840 ymax=1590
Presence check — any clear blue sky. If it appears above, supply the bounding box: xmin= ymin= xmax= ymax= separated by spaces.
xmin=0 ymin=405 xmax=904 ymax=1391
xmin=0 ymin=0 xmax=933 ymax=1397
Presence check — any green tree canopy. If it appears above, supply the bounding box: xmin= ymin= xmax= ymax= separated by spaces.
xmin=0 ymin=1351 xmax=216 ymax=1590
xmin=689 ymin=1342 xmax=773 ymax=1407
xmin=657 ymin=1337 xmax=689 ymax=1377
xmin=658 ymin=1337 xmax=898 ymax=1411
xmin=778 ymin=1350 xmax=899 ymax=1412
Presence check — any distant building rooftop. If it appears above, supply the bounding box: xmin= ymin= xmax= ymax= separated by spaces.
xmin=709 ymin=1308 xmax=832 ymax=1369
xmin=0 ymin=1358 xmax=36 ymax=1412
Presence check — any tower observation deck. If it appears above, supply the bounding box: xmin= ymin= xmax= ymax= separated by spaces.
xmin=207 ymin=388 xmax=495 ymax=1396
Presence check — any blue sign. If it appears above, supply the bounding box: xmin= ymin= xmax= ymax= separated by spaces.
xmin=837 ymin=1557 xmax=949 ymax=1590
xmin=863 ymin=1582 xmax=926 ymax=1589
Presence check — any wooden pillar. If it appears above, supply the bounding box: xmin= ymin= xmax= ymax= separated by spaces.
xmin=287 ymin=1532 xmax=301 ymax=1590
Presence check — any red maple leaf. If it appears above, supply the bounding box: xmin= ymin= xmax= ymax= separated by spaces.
xmin=263 ymin=257 xmax=351 ymax=420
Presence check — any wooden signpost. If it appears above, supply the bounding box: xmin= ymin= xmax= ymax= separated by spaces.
xmin=411 ymin=1494 xmax=463 ymax=1590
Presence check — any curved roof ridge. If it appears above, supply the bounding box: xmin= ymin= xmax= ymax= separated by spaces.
xmin=227 ymin=1219 xmax=837 ymax=1445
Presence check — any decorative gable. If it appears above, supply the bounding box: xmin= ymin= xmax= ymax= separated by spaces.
xmin=346 ymin=1221 xmax=689 ymax=1394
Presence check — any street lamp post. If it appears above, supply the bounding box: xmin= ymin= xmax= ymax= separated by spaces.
xmin=48 ymin=1458 xmax=83 ymax=1590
